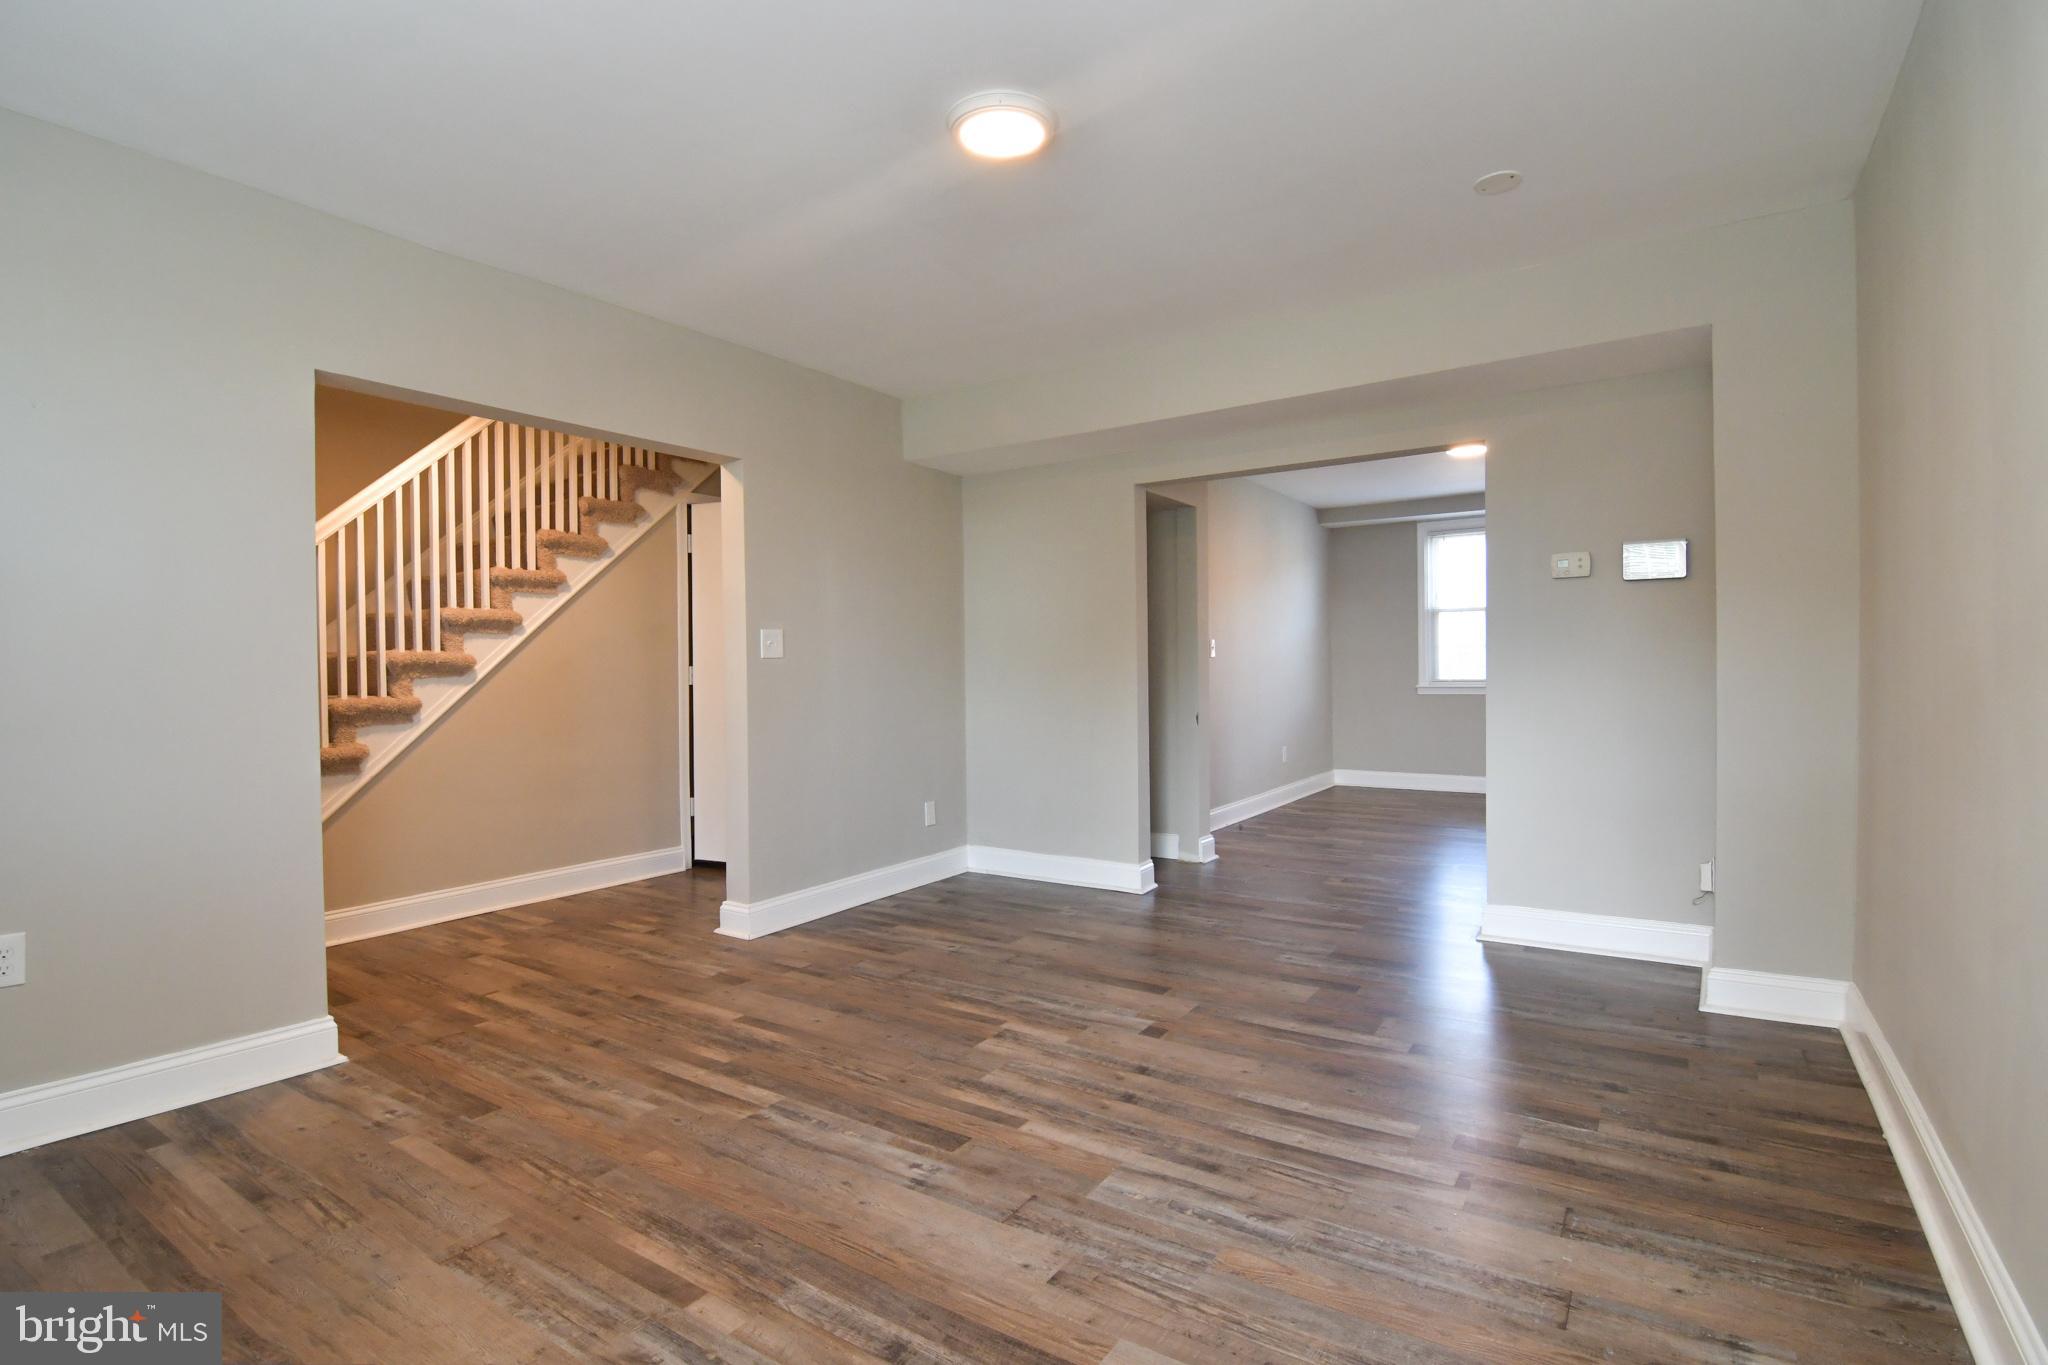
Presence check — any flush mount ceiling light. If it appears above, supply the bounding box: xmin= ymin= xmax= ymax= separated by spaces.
xmin=1472 ymin=170 xmax=1522 ymax=196
xmin=949 ymin=91 xmax=1055 ymax=160
xmin=1446 ymin=442 xmax=1489 ymax=459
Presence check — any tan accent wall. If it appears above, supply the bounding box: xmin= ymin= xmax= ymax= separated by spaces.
xmin=322 ymin=521 xmax=680 ymax=910
xmin=315 ymin=385 xmax=464 ymax=519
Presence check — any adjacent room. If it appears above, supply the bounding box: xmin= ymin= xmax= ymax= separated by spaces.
xmin=2 ymin=3 xmax=2042 ymax=1362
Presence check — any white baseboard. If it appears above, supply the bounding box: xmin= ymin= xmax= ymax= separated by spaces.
xmin=1150 ymin=833 xmax=1218 ymax=864
xmin=327 ymin=845 xmax=693 ymax=945
xmin=1210 ymin=771 xmax=1336 ymax=830
xmin=1699 ymin=966 xmax=1850 ymax=1027
xmin=1334 ymin=768 xmax=1486 ymax=795
xmin=1479 ymin=903 xmax=1712 ymax=967
xmin=965 ymin=846 xmax=1157 ymax=894
xmin=0 ymin=1017 xmax=343 ymax=1158
xmin=718 ymin=847 xmax=969 ymax=940
xmin=1844 ymin=987 xmax=2046 ymax=1364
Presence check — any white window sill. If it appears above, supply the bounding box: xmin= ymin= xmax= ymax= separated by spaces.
xmin=1417 ymin=684 xmax=1486 ymax=696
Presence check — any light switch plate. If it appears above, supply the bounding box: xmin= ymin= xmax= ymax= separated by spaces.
xmin=758 ymin=627 xmax=784 ymax=659
xmin=1551 ymin=551 xmax=1591 ymax=579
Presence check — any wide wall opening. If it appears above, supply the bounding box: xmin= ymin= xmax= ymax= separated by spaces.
xmin=310 ymin=379 xmax=734 ymax=947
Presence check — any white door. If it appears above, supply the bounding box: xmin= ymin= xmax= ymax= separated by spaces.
xmin=689 ymin=504 xmax=728 ymax=862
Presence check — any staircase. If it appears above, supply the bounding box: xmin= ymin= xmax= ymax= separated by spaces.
xmin=315 ymin=414 xmax=716 ymax=819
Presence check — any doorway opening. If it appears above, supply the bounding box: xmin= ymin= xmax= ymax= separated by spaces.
xmin=311 ymin=376 xmax=737 ymax=948
xmin=1141 ymin=444 xmax=1486 ymax=872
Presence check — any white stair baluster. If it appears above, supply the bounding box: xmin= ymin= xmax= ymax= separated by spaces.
xmin=374 ymin=499 xmax=387 ymax=696
xmin=316 ymin=541 xmax=329 ymax=742
xmin=353 ymin=518 xmax=366 ymax=698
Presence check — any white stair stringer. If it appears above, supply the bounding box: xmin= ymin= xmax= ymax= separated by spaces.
xmin=320 ymin=486 xmax=683 ymax=821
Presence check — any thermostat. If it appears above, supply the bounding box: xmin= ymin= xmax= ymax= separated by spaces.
xmin=1550 ymin=551 xmax=1591 ymax=579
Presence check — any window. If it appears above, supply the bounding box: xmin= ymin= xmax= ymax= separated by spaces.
xmin=1418 ymin=516 xmax=1485 ymax=692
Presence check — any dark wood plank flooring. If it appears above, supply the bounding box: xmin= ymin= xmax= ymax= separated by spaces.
xmin=0 ymin=789 xmax=1965 ymax=1362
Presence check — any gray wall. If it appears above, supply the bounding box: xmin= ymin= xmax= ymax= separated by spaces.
xmin=1145 ymin=501 xmax=1206 ymax=851
xmin=1327 ymin=521 xmax=1485 ymax=778
xmin=1205 ymin=479 xmax=1332 ymax=810
xmin=1856 ymin=0 xmax=2048 ymax=1324
xmin=956 ymin=203 xmax=1857 ymax=978
xmin=0 ymin=108 xmax=964 ymax=1094
xmin=1487 ymin=369 xmax=1716 ymax=924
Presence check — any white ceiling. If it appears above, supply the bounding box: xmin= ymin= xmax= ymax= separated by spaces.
xmin=0 ymin=1 xmax=1919 ymax=397
xmin=1249 ymin=452 xmax=1483 ymax=511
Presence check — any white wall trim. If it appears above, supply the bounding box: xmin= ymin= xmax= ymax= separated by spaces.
xmin=0 ymin=1017 xmax=343 ymax=1158
xmin=718 ymin=847 xmax=969 ymax=940
xmin=1334 ymin=768 xmax=1486 ymax=795
xmin=327 ymin=845 xmax=692 ymax=945
xmin=1698 ymin=967 xmax=1850 ymax=1027
xmin=1152 ymin=832 xmax=1218 ymax=863
xmin=1479 ymin=903 xmax=1712 ymax=967
xmin=965 ymin=846 xmax=1157 ymax=894
xmin=1844 ymin=987 xmax=2046 ymax=1364
xmin=1209 ymin=770 xmax=1335 ymax=830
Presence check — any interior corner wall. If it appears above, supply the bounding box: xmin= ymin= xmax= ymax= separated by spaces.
xmin=0 ymin=107 xmax=964 ymax=1097
xmin=1204 ymin=478 xmax=1332 ymax=809
xmin=1854 ymin=0 xmax=2048 ymax=1325
xmin=1486 ymin=369 xmax=1716 ymax=924
xmin=1327 ymin=520 xmax=1485 ymax=778
xmin=322 ymin=522 xmax=681 ymax=911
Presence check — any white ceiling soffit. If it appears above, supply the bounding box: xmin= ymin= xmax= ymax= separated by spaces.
xmin=924 ymin=328 xmax=1711 ymax=476
xmin=0 ymin=2 xmax=1917 ymax=399
xmin=1248 ymin=454 xmax=1484 ymax=511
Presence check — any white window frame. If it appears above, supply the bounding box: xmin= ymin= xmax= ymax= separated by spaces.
xmin=1417 ymin=515 xmax=1486 ymax=695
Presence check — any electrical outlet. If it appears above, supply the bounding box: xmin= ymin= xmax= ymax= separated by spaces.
xmin=1280 ymin=745 xmax=1289 ymax=763
xmin=1698 ymin=861 xmax=1715 ymax=894
xmin=0 ymin=933 xmax=24 ymax=988
xmin=923 ymin=800 xmax=937 ymax=828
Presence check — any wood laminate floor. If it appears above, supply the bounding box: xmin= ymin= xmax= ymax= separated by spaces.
xmin=1 ymin=789 xmax=1965 ymax=1363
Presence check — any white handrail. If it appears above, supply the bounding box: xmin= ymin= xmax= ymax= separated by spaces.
xmin=315 ymin=415 xmax=492 ymax=541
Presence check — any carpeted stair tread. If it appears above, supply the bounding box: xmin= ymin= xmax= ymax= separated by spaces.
xmin=320 ymin=742 xmax=369 ymax=775
xmin=326 ymin=694 xmax=422 ymax=726
xmin=620 ymin=464 xmax=681 ymax=498
xmin=491 ymin=565 xmax=569 ymax=592
xmin=536 ymin=529 xmax=610 ymax=558
xmin=440 ymin=607 xmax=522 ymax=634
xmin=579 ymin=496 xmax=645 ymax=525
xmin=386 ymin=649 xmax=476 ymax=678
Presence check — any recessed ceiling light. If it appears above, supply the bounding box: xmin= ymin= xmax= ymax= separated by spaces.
xmin=1473 ymin=170 xmax=1522 ymax=196
xmin=1446 ymin=443 xmax=1488 ymax=459
xmin=949 ymin=91 xmax=1055 ymax=160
